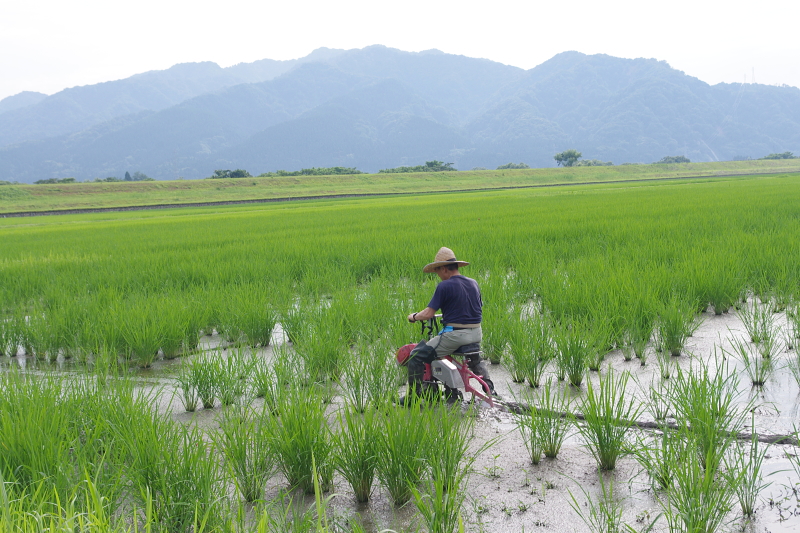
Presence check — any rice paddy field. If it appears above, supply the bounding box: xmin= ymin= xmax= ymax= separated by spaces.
xmin=2 ymin=171 xmax=800 ymax=532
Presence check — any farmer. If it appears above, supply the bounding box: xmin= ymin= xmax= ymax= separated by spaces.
xmin=399 ymin=247 xmax=495 ymax=405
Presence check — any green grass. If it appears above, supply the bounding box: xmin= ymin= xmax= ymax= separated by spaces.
xmin=2 ymin=159 xmax=799 ymax=213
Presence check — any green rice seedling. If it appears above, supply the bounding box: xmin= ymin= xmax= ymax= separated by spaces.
xmin=189 ymin=354 xmax=219 ymax=409
xmin=705 ymin=263 xmax=741 ymax=316
xmin=233 ymin=288 xmax=278 ymax=347
xmin=586 ymin=320 xmax=612 ymax=372
xmin=513 ymin=400 xmax=545 ymax=465
xmin=412 ymin=472 xmax=465 ymax=533
xmin=738 ymin=300 xmax=774 ymax=343
xmin=726 ymin=334 xmax=774 ymax=386
xmin=578 ymin=369 xmax=643 ymax=471
xmin=656 ymin=294 xmax=699 ymax=357
xmin=364 ymin=342 xmax=400 ymax=410
xmin=536 ymin=379 xmax=573 ymax=459
xmin=114 ymin=411 xmax=225 ymax=532
xmin=553 ymin=321 xmax=591 ymax=387
xmin=0 ymin=318 xmax=16 ymax=357
xmin=661 ymin=431 xmax=736 ymax=533
xmin=331 ymin=406 xmax=380 ymax=502
xmin=213 ymin=402 xmax=276 ymax=502
xmin=175 ymin=363 xmax=199 ymax=412
xmin=216 ymin=346 xmax=254 ymax=405
xmin=724 ymin=420 xmax=771 ymax=517
xmin=655 ymin=347 xmax=676 ymax=380
xmin=0 ymin=372 xmax=80 ymax=503
xmin=785 ymin=301 xmax=800 ymax=350
xmin=643 ymin=378 xmax=671 ymax=421
xmin=160 ymin=300 xmax=192 ymax=359
xmin=26 ymin=311 xmax=60 ymax=362
xmin=120 ymin=298 xmax=165 ymax=367
xmin=633 ymin=427 xmax=685 ymax=491
xmin=756 ymin=325 xmax=783 ymax=359
xmin=280 ymin=300 xmax=320 ymax=345
xmin=375 ymin=398 xmax=430 ymax=505
xmin=269 ymin=385 xmax=333 ymax=494
xmin=568 ymin=472 xmax=628 ymax=533
xmin=519 ymin=315 xmax=554 ymax=388
xmin=296 ymin=327 xmax=347 ymax=384
xmin=622 ymin=293 xmax=657 ymax=365
xmin=341 ymin=344 xmax=373 ymax=413
xmin=251 ymin=357 xmax=282 ymax=414
xmin=423 ymin=404 xmax=479 ymax=493
xmin=507 ymin=316 xmax=535 ymax=384
xmin=669 ymin=358 xmax=745 ymax=472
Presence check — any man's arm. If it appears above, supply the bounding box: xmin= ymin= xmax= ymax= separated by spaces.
xmin=408 ymin=307 xmax=436 ymax=323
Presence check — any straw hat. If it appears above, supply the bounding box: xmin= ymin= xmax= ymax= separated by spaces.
xmin=422 ymin=247 xmax=470 ymax=273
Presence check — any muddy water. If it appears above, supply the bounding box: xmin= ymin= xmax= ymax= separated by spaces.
xmin=4 ymin=311 xmax=800 ymax=532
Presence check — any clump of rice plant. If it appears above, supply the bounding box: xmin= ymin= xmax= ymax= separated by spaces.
xmin=669 ymin=358 xmax=745 ymax=472
xmin=724 ymin=419 xmax=771 ymax=517
xmin=578 ymin=369 xmax=643 ymax=471
xmin=412 ymin=406 xmax=481 ymax=533
xmin=251 ymin=356 xmax=282 ymax=414
xmin=738 ymin=299 xmax=775 ymax=343
xmin=188 ymin=354 xmax=220 ymax=409
xmin=175 ymin=363 xmax=199 ymax=412
xmin=0 ymin=318 xmax=19 ymax=357
xmin=554 ymin=321 xmax=591 ymax=387
xmin=365 ymin=343 xmax=404 ymax=409
xmin=213 ymin=402 xmax=276 ymax=502
xmin=726 ymin=334 xmax=774 ymax=386
xmin=633 ymin=426 xmax=685 ymax=490
xmin=424 ymin=403 xmax=478 ymax=491
xmin=341 ymin=344 xmax=375 ymax=413
xmin=655 ymin=346 xmax=676 ymax=380
xmin=375 ymin=398 xmax=430 ymax=505
xmin=656 ymin=294 xmax=699 ymax=357
xmin=331 ymin=406 xmax=380 ymax=502
xmin=504 ymin=319 xmax=529 ymax=383
xmin=229 ymin=287 xmax=278 ymax=347
xmin=520 ymin=315 xmax=555 ymax=387
xmin=514 ymin=380 xmax=573 ymax=463
xmin=756 ymin=325 xmax=783 ymax=359
xmin=295 ymin=326 xmax=347 ymax=383
xmin=268 ymin=385 xmax=332 ymax=494
xmin=568 ymin=473 xmax=629 ymax=533
xmin=621 ymin=295 xmax=657 ymax=365
xmin=217 ymin=346 xmax=254 ymax=405
xmin=119 ymin=298 xmax=165 ymax=367
xmin=643 ymin=378 xmax=671 ymax=421
xmin=412 ymin=472 xmax=465 ymax=533
xmin=105 ymin=384 xmax=225 ymax=532
xmin=785 ymin=302 xmax=800 ymax=350
xmin=660 ymin=430 xmax=736 ymax=533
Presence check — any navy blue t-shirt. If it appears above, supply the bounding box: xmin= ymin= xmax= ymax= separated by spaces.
xmin=427 ymin=275 xmax=482 ymax=325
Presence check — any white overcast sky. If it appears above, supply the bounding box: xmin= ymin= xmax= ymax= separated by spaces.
xmin=1 ymin=0 xmax=799 ymax=101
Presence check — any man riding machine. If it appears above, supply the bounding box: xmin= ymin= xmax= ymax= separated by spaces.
xmin=396 ymin=247 xmax=495 ymax=406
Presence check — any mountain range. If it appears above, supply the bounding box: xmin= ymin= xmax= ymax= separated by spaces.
xmin=1 ymin=45 xmax=798 ymax=182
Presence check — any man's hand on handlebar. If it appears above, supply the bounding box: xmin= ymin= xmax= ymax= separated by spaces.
xmin=407 ymin=307 xmax=437 ymax=323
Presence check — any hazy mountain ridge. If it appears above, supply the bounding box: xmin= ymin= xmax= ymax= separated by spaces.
xmin=0 ymin=91 xmax=48 ymax=115
xmin=1 ymin=46 xmax=798 ymax=182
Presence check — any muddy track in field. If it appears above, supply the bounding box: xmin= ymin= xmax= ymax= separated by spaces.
xmin=0 ymin=171 xmax=791 ymax=218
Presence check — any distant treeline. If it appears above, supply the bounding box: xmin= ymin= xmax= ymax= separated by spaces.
xmin=761 ymin=152 xmax=795 ymax=160
xmin=33 ymin=172 xmax=153 ymax=184
xmin=378 ymin=161 xmax=456 ymax=173
xmin=206 ymin=167 xmax=363 ymax=179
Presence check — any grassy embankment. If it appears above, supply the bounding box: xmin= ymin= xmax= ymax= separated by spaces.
xmin=1 ymin=159 xmax=799 ymax=213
